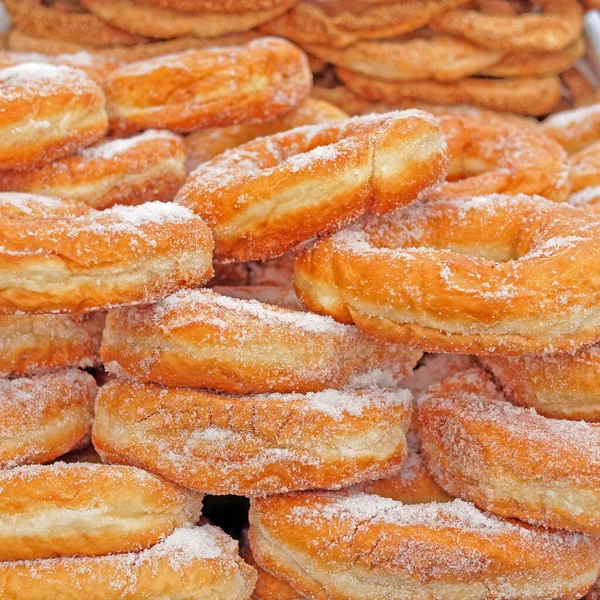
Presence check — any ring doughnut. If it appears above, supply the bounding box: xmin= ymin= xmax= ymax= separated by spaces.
xmin=101 ymin=288 xmax=421 ymax=394
xmin=570 ymin=141 xmax=600 ymax=194
xmin=105 ymin=38 xmax=312 ymax=134
xmin=93 ymin=377 xmax=413 ymax=496
xmin=184 ymin=98 xmax=347 ymax=168
xmin=430 ymin=0 xmax=584 ymax=52
xmin=0 ymin=312 xmax=103 ymax=378
xmin=426 ymin=114 xmax=570 ymax=202
xmin=542 ymin=103 xmax=600 ymax=152
xmin=81 ymin=0 xmax=295 ymax=39
xmin=0 ymin=131 xmax=187 ymax=210
xmin=0 ymin=525 xmax=257 ymax=600
xmin=338 ymin=68 xmax=562 ymax=116
xmin=293 ymin=194 xmax=600 ymax=354
xmin=481 ymin=347 xmax=600 ymax=421
xmin=0 ymin=369 xmax=96 ymax=469
xmin=0 ymin=202 xmax=214 ymax=314
xmin=419 ymin=365 xmax=600 ymax=534
xmin=0 ymin=462 xmax=203 ymax=560
xmin=248 ymin=490 xmax=600 ymax=600
xmin=260 ymin=0 xmax=471 ymax=48
xmin=176 ymin=110 xmax=448 ymax=261
xmin=3 ymin=0 xmax=145 ymax=47
xmin=132 ymin=0 xmax=292 ymax=12
xmin=0 ymin=63 xmax=108 ymax=171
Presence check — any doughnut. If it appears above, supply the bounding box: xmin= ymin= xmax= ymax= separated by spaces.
xmin=426 ymin=114 xmax=570 ymax=202
xmin=81 ymin=0 xmax=295 ymax=39
xmin=293 ymin=194 xmax=600 ymax=355
xmin=260 ymin=0 xmax=471 ymax=48
xmin=0 ymin=192 xmax=91 ymax=218
xmin=0 ymin=131 xmax=187 ymax=210
xmin=0 ymin=312 xmax=103 ymax=378
xmin=0 ymin=370 xmax=96 ymax=469
xmin=481 ymin=347 xmax=600 ymax=421
xmin=212 ymin=285 xmax=305 ymax=311
xmin=338 ymin=69 xmax=563 ymax=116
xmin=133 ymin=0 xmax=293 ymax=11
xmin=0 ymin=202 xmax=214 ymax=314
xmin=105 ymin=38 xmax=312 ymax=134
xmin=562 ymin=65 xmax=599 ymax=108
xmin=185 ymin=98 xmax=347 ymax=168
xmin=242 ymin=544 xmax=300 ymax=600
xmin=248 ymin=490 xmax=600 ymax=600
xmin=570 ymin=140 xmax=600 ymax=194
xmin=570 ymin=186 xmax=600 ymax=212
xmin=0 ymin=462 xmax=203 ymax=560
xmin=3 ymin=0 xmax=145 ymax=47
xmin=176 ymin=110 xmax=448 ymax=261
xmin=210 ymin=253 xmax=294 ymax=287
xmin=420 ymin=365 xmax=600 ymax=534
xmin=0 ymin=525 xmax=257 ymax=600
xmin=542 ymin=103 xmax=600 ymax=152
xmin=93 ymin=377 xmax=413 ymax=496
xmin=101 ymin=288 xmax=421 ymax=394
xmin=430 ymin=0 xmax=584 ymax=52
xmin=0 ymin=63 xmax=108 ymax=171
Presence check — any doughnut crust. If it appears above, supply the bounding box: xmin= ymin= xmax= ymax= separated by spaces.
xmin=0 ymin=63 xmax=108 ymax=171
xmin=0 ymin=370 xmax=96 ymax=469
xmin=542 ymin=103 xmax=600 ymax=153
xmin=293 ymin=194 xmax=600 ymax=354
xmin=101 ymin=288 xmax=421 ymax=394
xmin=419 ymin=366 xmax=600 ymax=534
xmin=0 ymin=462 xmax=203 ymax=560
xmin=105 ymin=38 xmax=312 ymax=134
xmin=133 ymin=0 xmax=292 ymax=11
xmin=0 ymin=131 xmax=187 ymax=210
xmin=249 ymin=490 xmax=600 ymax=600
xmin=0 ymin=525 xmax=257 ymax=600
xmin=176 ymin=110 xmax=448 ymax=260
xmin=570 ymin=141 xmax=600 ymax=193
xmin=0 ymin=202 xmax=214 ymax=314
xmin=93 ymin=378 xmax=413 ymax=496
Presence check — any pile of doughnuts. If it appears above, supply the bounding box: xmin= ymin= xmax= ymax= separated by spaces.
xmin=5 ymin=5 xmax=600 ymax=597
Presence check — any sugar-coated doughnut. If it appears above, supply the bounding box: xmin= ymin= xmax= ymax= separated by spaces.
xmin=0 ymin=131 xmax=187 ymax=210
xmin=249 ymin=490 xmax=600 ymax=600
xmin=133 ymin=0 xmax=292 ymax=11
xmin=0 ymin=202 xmax=214 ymax=314
xmin=105 ymin=38 xmax=312 ymax=134
xmin=212 ymin=285 xmax=305 ymax=311
xmin=0 ymin=370 xmax=96 ymax=469
xmin=0 ymin=525 xmax=257 ymax=600
xmin=176 ymin=111 xmax=448 ymax=261
xmin=0 ymin=462 xmax=202 ymax=560
xmin=420 ymin=366 xmax=600 ymax=534
xmin=294 ymin=194 xmax=600 ymax=355
xmin=430 ymin=0 xmax=583 ymax=52
xmin=542 ymin=103 xmax=600 ymax=152
xmin=0 ymin=192 xmax=91 ymax=218
xmin=0 ymin=312 xmax=103 ymax=378
xmin=102 ymin=288 xmax=421 ymax=394
xmin=481 ymin=347 xmax=600 ymax=422
xmin=570 ymin=186 xmax=600 ymax=213
xmin=242 ymin=544 xmax=301 ymax=600
xmin=338 ymin=69 xmax=562 ymax=116
xmin=185 ymin=98 xmax=347 ymax=168
xmin=81 ymin=0 xmax=295 ymax=39
xmin=0 ymin=63 xmax=108 ymax=171
xmin=570 ymin=141 xmax=600 ymax=193
xmin=93 ymin=377 xmax=413 ymax=496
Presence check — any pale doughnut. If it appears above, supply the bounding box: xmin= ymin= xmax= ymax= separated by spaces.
xmin=0 ymin=462 xmax=202 ymax=560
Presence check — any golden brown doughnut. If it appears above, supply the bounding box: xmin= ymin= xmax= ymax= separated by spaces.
xmin=0 ymin=202 xmax=214 ymax=314
xmin=3 ymin=0 xmax=145 ymax=47
xmin=0 ymin=312 xmax=103 ymax=378
xmin=0 ymin=462 xmax=203 ymax=560
xmin=0 ymin=192 xmax=91 ymax=218
xmin=212 ymin=285 xmax=305 ymax=311
xmin=420 ymin=366 xmax=600 ymax=534
xmin=0 ymin=370 xmax=96 ymax=469
xmin=133 ymin=0 xmax=292 ymax=11
xmin=0 ymin=63 xmax=108 ymax=171
xmin=249 ymin=490 xmax=600 ymax=600
xmin=338 ymin=68 xmax=562 ymax=116
xmin=430 ymin=0 xmax=584 ymax=52
xmin=0 ymin=131 xmax=187 ymax=210
xmin=93 ymin=377 xmax=413 ymax=496
xmin=242 ymin=544 xmax=300 ymax=600
xmin=185 ymin=98 xmax=346 ymax=168
xmin=542 ymin=103 xmax=600 ymax=152
xmin=176 ymin=110 xmax=448 ymax=261
xmin=105 ymin=38 xmax=312 ymax=134
xmin=293 ymin=194 xmax=600 ymax=355
xmin=570 ymin=140 xmax=600 ymax=193
xmin=0 ymin=525 xmax=257 ymax=600
xmin=570 ymin=186 xmax=600 ymax=212
xmin=81 ymin=0 xmax=295 ymax=39
xmin=101 ymin=288 xmax=421 ymax=394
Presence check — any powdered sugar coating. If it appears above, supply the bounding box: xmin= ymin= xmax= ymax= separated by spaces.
xmin=79 ymin=130 xmax=181 ymax=160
